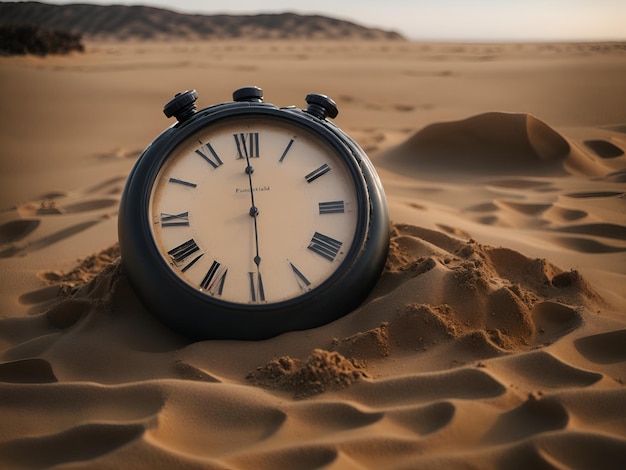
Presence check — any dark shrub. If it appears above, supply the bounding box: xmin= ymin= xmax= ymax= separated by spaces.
xmin=0 ymin=24 xmax=84 ymax=56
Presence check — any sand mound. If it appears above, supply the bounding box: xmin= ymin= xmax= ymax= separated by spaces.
xmin=382 ymin=112 xmax=575 ymax=176
xmin=247 ymin=350 xmax=369 ymax=399
xmin=39 ymin=244 xmax=120 ymax=293
xmin=333 ymin=224 xmax=596 ymax=358
xmin=27 ymin=222 xmax=602 ymax=373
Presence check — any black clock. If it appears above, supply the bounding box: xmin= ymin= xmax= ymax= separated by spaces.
xmin=118 ymin=86 xmax=389 ymax=340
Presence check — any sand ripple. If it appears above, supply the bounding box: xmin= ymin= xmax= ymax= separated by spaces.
xmin=1 ymin=111 xmax=625 ymax=467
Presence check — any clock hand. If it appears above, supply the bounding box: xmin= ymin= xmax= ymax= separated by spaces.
xmin=245 ymin=163 xmax=261 ymax=268
xmin=245 ymin=161 xmax=265 ymax=302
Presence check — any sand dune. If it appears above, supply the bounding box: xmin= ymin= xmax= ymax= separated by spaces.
xmin=383 ymin=113 xmax=572 ymax=176
xmin=1 ymin=40 xmax=625 ymax=469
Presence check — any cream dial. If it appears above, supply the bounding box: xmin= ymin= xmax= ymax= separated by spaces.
xmin=149 ymin=117 xmax=360 ymax=305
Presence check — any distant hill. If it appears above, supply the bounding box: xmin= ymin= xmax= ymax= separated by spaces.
xmin=0 ymin=2 xmax=405 ymax=41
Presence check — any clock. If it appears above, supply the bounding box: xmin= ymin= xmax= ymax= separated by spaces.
xmin=118 ymin=86 xmax=389 ymax=340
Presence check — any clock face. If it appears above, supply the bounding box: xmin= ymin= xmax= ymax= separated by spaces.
xmin=148 ymin=116 xmax=362 ymax=305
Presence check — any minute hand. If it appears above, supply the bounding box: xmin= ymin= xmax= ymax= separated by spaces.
xmin=244 ymin=157 xmax=261 ymax=269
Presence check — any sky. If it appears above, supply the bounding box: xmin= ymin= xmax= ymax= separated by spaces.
xmin=36 ymin=0 xmax=626 ymax=41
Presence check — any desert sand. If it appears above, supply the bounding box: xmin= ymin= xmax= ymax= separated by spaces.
xmin=1 ymin=40 xmax=626 ymax=469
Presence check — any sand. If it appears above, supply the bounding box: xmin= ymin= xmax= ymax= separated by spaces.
xmin=1 ymin=40 xmax=625 ymax=469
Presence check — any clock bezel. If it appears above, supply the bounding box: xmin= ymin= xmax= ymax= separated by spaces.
xmin=119 ymin=101 xmax=389 ymax=340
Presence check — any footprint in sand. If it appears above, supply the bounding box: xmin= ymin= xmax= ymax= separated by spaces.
xmin=18 ymin=285 xmax=61 ymax=306
xmin=584 ymin=139 xmax=624 ymax=159
xmin=503 ymin=350 xmax=602 ymax=389
xmin=465 ymin=192 xmax=623 ymax=251
xmin=149 ymin=392 xmax=287 ymax=458
xmin=289 ymin=401 xmax=384 ymax=434
xmin=0 ymin=422 xmax=146 ymax=469
xmin=351 ymin=368 xmax=506 ymax=407
xmin=545 ymin=206 xmax=587 ymax=222
xmin=574 ymin=329 xmax=626 ymax=364
xmin=387 ymin=401 xmax=456 ymax=436
xmin=497 ymin=201 xmax=552 ymax=216
xmin=25 ymin=197 xmax=118 ymax=216
xmin=436 ymin=224 xmax=472 ymax=239
xmin=227 ymin=446 xmax=337 ymax=470
xmin=0 ymin=219 xmax=40 ymax=244
xmin=45 ymin=298 xmax=94 ymax=329
xmin=0 ymin=219 xmax=104 ymax=258
xmin=487 ymin=179 xmax=554 ymax=190
xmin=465 ymin=202 xmax=499 ymax=213
xmin=172 ymin=360 xmax=222 ymax=383
xmin=337 ymin=94 xmax=420 ymax=113
xmin=565 ymin=191 xmax=624 ymax=198
xmin=481 ymin=395 xmax=569 ymax=444
xmin=552 ymin=236 xmax=626 ymax=254
xmin=548 ymin=222 xmax=626 ymax=254
xmin=16 ymin=284 xmax=63 ymax=315
xmin=96 ymin=147 xmax=143 ymax=160
xmin=0 ymin=175 xmax=125 ymax=258
xmin=36 ymin=191 xmax=67 ymax=200
xmin=598 ymin=169 xmax=626 ymax=183
xmin=532 ymin=301 xmax=581 ymax=343
xmin=0 ymin=381 xmax=164 ymax=468
xmin=84 ymin=175 xmax=128 ymax=195
xmin=550 ymin=223 xmax=626 ymax=241
xmin=22 ymin=176 xmax=125 ymax=217
xmin=61 ymin=199 xmax=118 ymax=213
xmin=0 ymin=357 xmax=58 ymax=384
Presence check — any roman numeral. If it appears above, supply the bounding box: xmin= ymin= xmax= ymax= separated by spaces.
xmin=195 ymin=141 xmax=223 ymax=169
xmin=289 ymin=262 xmax=311 ymax=291
xmin=160 ymin=211 xmax=190 ymax=227
xmin=308 ymin=232 xmax=342 ymax=262
xmin=279 ymin=138 xmax=295 ymax=162
xmin=200 ymin=260 xmax=228 ymax=295
xmin=168 ymin=177 xmax=197 ymax=188
xmin=305 ymin=163 xmax=331 ymax=183
xmin=181 ymin=253 xmax=203 ymax=273
xmin=168 ymin=239 xmax=202 ymax=269
xmin=234 ymin=133 xmax=260 ymax=159
xmin=249 ymin=271 xmax=265 ymax=302
xmin=319 ymin=201 xmax=345 ymax=214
